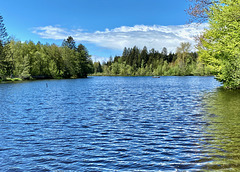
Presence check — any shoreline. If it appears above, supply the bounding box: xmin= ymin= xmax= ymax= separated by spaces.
xmin=0 ymin=75 xmax=215 ymax=84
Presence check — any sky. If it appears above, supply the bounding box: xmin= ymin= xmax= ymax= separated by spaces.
xmin=0 ymin=0 xmax=206 ymax=62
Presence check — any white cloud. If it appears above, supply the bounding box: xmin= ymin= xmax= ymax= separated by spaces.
xmin=32 ymin=26 xmax=70 ymax=40
xmin=91 ymin=55 xmax=110 ymax=63
xmin=32 ymin=23 xmax=208 ymax=53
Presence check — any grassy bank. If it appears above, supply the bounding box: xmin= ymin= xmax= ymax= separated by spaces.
xmin=1 ymin=78 xmax=23 ymax=82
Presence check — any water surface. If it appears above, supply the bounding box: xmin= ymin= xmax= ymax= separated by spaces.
xmin=0 ymin=76 xmax=238 ymax=171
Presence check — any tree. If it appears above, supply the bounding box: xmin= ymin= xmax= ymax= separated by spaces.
xmin=175 ymin=42 xmax=192 ymax=75
xmin=61 ymin=37 xmax=93 ymax=78
xmin=161 ymin=47 xmax=168 ymax=56
xmin=47 ymin=44 xmax=63 ymax=77
xmin=0 ymin=15 xmax=8 ymax=44
xmin=176 ymin=42 xmax=191 ymax=62
xmin=187 ymin=0 xmax=219 ymax=23
xmin=21 ymin=54 xmax=31 ymax=79
xmin=76 ymin=43 xmax=93 ymax=77
xmin=196 ymin=0 xmax=240 ymax=88
xmin=140 ymin=46 xmax=148 ymax=67
xmin=93 ymin=61 xmax=103 ymax=73
xmin=161 ymin=47 xmax=168 ymax=62
xmin=62 ymin=36 xmax=76 ymax=50
xmin=0 ymin=15 xmax=9 ymax=79
xmin=122 ymin=47 xmax=129 ymax=62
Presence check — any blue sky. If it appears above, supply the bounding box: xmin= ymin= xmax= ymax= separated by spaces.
xmin=0 ymin=0 xmax=206 ymax=62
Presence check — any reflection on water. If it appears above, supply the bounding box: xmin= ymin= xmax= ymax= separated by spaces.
xmin=203 ymin=88 xmax=240 ymax=171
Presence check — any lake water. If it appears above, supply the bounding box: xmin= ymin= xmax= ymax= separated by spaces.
xmin=1 ymin=76 xmax=240 ymax=171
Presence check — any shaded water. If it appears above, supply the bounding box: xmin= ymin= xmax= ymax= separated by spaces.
xmin=0 ymin=76 xmax=239 ymax=171
xmin=202 ymin=88 xmax=240 ymax=171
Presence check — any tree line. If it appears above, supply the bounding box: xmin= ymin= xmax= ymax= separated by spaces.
xmin=0 ymin=35 xmax=94 ymax=80
xmin=93 ymin=43 xmax=214 ymax=76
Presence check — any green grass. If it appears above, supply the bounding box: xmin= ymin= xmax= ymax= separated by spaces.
xmin=2 ymin=78 xmax=23 ymax=82
xmin=11 ymin=78 xmax=22 ymax=81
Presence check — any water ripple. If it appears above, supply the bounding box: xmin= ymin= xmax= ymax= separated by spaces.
xmin=0 ymin=76 xmax=227 ymax=171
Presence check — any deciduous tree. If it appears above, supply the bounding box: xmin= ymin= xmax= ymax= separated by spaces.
xmin=194 ymin=0 xmax=240 ymax=88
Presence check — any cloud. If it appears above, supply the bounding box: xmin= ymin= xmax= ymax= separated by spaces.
xmin=32 ymin=23 xmax=207 ymax=53
xmin=91 ymin=55 xmax=109 ymax=63
xmin=32 ymin=26 xmax=70 ymax=40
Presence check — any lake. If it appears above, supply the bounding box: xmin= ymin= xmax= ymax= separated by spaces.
xmin=1 ymin=76 xmax=240 ymax=171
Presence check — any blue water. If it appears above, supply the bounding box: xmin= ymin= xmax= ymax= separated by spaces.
xmin=0 ymin=76 xmax=229 ymax=171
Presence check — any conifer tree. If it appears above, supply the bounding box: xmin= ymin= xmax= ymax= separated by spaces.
xmin=62 ymin=36 xmax=76 ymax=50
xmin=0 ymin=15 xmax=9 ymax=79
xmin=0 ymin=15 xmax=8 ymax=44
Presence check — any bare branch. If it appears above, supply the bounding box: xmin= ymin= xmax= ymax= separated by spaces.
xmin=186 ymin=0 xmax=219 ymax=23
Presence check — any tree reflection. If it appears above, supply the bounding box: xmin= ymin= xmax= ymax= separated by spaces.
xmin=202 ymin=88 xmax=240 ymax=170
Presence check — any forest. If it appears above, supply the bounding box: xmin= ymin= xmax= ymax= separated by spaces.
xmin=0 ymin=35 xmax=94 ymax=81
xmin=93 ymin=43 xmax=214 ymax=76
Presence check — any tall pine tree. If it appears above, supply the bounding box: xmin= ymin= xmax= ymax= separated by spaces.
xmin=0 ymin=14 xmax=9 ymax=79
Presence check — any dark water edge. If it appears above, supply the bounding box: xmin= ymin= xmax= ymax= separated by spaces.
xmin=1 ymin=76 xmax=240 ymax=171
xmin=201 ymin=87 xmax=240 ymax=171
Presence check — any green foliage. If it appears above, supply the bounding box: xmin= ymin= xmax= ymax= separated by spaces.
xmin=62 ymin=36 xmax=76 ymax=50
xmin=21 ymin=54 xmax=31 ymax=79
xmin=0 ymin=37 xmax=93 ymax=80
xmin=11 ymin=78 xmax=22 ymax=81
xmin=198 ymin=0 xmax=240 ymax=88
xmin=0 ymin=15 xmax=10 ymax=79
xmin=3 ymin=77 xmax=22 ymax=82
xmin=95 ymin=44 xmax=214 ymax=76
xmin=0 ymin=15 xmax=8 ymax=44
xmin=93 ymin=61 xmax=103 ymax=73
